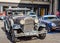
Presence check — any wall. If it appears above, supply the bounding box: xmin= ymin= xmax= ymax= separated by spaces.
xmin=0 ymin=0 xmax=21 ymax=3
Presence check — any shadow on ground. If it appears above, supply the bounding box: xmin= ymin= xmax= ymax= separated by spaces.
xmin=48 ymin=30 xmax=60 ymax=34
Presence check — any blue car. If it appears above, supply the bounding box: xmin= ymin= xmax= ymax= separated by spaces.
xmin=41 ymin=15 xmax=60 ymax=32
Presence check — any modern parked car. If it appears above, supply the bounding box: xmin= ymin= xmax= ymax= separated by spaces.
xmin=41 ymin=15 xmax=60 ymax=32
xmin=3 ymin=8 xmax=47 ymax=43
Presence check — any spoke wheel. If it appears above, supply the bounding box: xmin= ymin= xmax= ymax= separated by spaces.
xmin=38 ymin=33 xmax=46 ymax=39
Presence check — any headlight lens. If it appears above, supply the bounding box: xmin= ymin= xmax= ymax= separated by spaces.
xmin=20 ymin=20 xmax=25 ymax=24
xmin=51 ymin=23 xmax=56 ymax=27
xmin=35 ymin=19 xmax=38 ymax=23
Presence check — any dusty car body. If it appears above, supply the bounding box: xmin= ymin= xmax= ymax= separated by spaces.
xmin=3 ymin=8 xmax=47 ymax=43
xmin=41 ymin=15 xmax=60 ymax=32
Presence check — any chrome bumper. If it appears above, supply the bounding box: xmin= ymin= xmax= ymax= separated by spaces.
xmin=14 ymin=29 xmax=47 ymax=37
xmin=52 ymin=26 xmax=60 ymax=30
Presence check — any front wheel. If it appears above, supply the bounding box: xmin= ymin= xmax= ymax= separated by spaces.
xmin=11 ymin=30 xmax=17 ymax=43
xmin=11 ymin=30 xmax=20 ymax=43
xmin=38 ymin=33 xmax=46 ymax=39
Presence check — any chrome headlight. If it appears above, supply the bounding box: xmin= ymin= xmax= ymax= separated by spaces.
xmin=51 ymin=23 xmax=56 ymax=27
xmin=20 ymin=20 xmax=25 ymax=25
xmin=35 ymin=19 xmax=38 ymax=23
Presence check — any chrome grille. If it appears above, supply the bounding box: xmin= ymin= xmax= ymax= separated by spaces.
xmin=24 ymin=18 xmax=34 ymax=32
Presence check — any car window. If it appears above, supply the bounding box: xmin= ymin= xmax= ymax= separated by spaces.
xmin=43 ymin=17 xmax=57 ymax=20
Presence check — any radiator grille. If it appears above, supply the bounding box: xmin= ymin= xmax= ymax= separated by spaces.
xmin=24 ymin=18 xmax=34 ymax=32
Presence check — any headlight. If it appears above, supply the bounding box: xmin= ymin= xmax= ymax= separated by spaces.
xmin=20 ymin=20 xmax=25 ymax=24
xmin=51 ymin=23 xmax=56 ymax=27
xmin=35 ymin=19 xmax=38 ymax=23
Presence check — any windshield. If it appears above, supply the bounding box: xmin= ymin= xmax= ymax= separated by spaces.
xmin=27 ymin=12 xmax=37 ymax=18
xmin=43 ymin=17 xmax=58 ymax=20
xmin=29 ymin=12 xmax=35 ymax=15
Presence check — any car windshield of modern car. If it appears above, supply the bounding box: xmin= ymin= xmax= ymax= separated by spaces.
xmin=43 ymin=16 xmax=58 ymax=20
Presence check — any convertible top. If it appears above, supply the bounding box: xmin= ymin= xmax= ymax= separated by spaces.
xmin=5 ymin=8 xmax=30 ymax=11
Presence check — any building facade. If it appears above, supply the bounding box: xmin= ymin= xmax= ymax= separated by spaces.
xmin=0 ymin=0 xmax=50 ymax=16
xmin=50 ymin=0 xmax=60 ymax=15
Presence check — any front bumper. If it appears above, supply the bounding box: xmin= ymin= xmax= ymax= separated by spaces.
xmin=14 ymin=29 xmax=47 ymax=37
xmin=52 ymin=26 xmax=60 ymax=30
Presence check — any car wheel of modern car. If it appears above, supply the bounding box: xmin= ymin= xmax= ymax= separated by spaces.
xmin=38 ymin=33 xmax=46 ymax=39
xmin=46 ymin=26 xmax=51 ymax=32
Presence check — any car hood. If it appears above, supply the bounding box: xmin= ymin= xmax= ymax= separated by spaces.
xmin=12 ymin=15 xmax=34 ymax=24
xmin=42 ymin=19 xmax=60 ymax=24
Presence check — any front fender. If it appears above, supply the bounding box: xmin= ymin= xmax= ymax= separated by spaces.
xmin=39 ymin=24 xmax=46 ymax=28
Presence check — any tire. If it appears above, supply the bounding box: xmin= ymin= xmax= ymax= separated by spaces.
xmin=11 ymin=30 xmax=20 ymax=43
xmin=11 ymin=30 xmax=17 ymax=43
xmin=38 ymin=33 xmax=46 ymax=39
xmin=46 ymin=26 xmax=51 ymax=32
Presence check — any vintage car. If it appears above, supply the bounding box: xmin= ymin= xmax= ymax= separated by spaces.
xmin=3 ymin=8 xmax=47 ymax=43
xmin=41 ymin=15 xmax=60 ymax=32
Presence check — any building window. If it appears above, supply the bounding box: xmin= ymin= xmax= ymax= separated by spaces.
xmin=42 ymin=0 xmax=49 ymax=2
xmin=3 ymin=6 xmax=9 ymax=11
xmin=12 ymin=6 xmax=17 ymax=8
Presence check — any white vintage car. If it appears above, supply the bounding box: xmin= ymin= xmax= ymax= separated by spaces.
xmin=3 ymin=8 xmax=47 ymax=43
